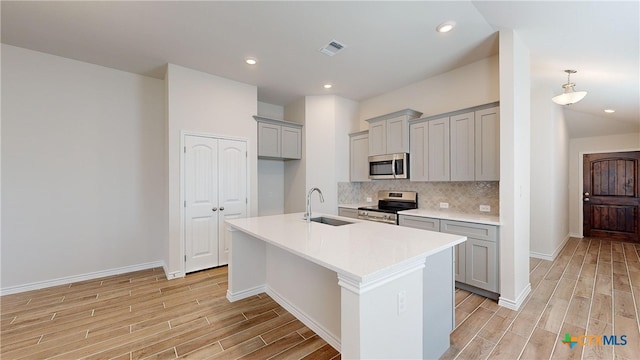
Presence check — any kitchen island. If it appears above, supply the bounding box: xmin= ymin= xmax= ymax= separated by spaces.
xmin=225 ymin=213 xmax=466 ymax=359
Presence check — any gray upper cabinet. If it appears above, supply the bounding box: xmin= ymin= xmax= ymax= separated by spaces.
xmin=366 ymin=109 xmax=422 ymax=156
xmin=349 ymin=131 xmax=370 ymax=182
xmin=254 ymin=116 xmax=303 ymax=160
xmin=386 ymin=115 xmax=409 ymax=154
xmin=368 ymin=121 xmax=386 ymax=156
xmin=450 ymin=111 xmax=475 ymax=181
xmin=258 ymin=122 xmax=281 ymax=158
xmin=410 ymin=117 xmax=450 ymax=181
xmin=475 ymin=106 xmax=500 ymax=181
xmin=409 ymin=103 xmax=499 ymax=182
xmin=281 ymin=126 xmax=302 ymax=159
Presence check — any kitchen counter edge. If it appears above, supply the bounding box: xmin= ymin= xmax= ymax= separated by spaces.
xmin=398 ymin=209 xmax=501 ymax=226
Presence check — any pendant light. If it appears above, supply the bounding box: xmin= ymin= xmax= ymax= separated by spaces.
xmin=552 ymin=70 xmax=587 ymax=105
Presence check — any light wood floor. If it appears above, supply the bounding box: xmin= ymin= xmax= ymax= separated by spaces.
xmin=443 ymin=237 xmax=640 ymax=359
xmin=2 ymin=237 xmax=639 ymax=359
xmin=0 ymin=266 xmax=339 ymax=360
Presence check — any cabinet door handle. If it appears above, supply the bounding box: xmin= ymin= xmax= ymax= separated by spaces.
xmin=212 ymin=207 xmax=218 ymax=212
xmin=220 ymin=207 xmax=225 ymax=211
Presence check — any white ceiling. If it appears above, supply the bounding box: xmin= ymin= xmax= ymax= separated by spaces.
xmin=2 ymin=1 xmax=638 ymax=138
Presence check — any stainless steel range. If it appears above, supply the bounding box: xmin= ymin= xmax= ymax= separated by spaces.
xmin=357 ymin=190 xmax=418 ymax=224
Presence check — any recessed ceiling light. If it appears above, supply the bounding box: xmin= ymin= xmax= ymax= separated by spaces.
xmin=604 ymin=109 xmax=615 ymax=113
xmin=245 ymin=57 xmax=257 ymax=65
xmin=436 ymin=21 xmax=456 ymax=33
xmin=323 ymin=84 xmax=333 ymax=89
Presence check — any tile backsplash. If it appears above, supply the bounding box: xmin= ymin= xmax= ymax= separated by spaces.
xmin=338 ymin=180 xmax=499 ymax=216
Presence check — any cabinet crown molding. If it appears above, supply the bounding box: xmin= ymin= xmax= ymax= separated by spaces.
xmin=349 ymin=130 xmax=369 ymax=137
xmin=409 ymin=102 xmax=499 ymax=124
xmin=253 ymin=115 xmax=303 ymax=128
xmin=365 ymin=109 xmax=423 ymax=123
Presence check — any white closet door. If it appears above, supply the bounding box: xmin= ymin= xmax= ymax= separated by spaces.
xmin=217 ymin=139 xmax=247 ymax=265
xmin=185 ymin=135 xmax=220 ymax=272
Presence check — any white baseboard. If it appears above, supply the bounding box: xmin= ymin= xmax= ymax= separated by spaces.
xmin=163 ymin=262 xmax=184 ymax=280
xmin=226 ymin=285 xmax=266 ymax=302
xmin=498 ymin=283 xmax=531 ymax=311
xmin=530 ymin=234 xmax=571 ymax=261
xmin=569 ymin=233 xmax=583 ymax=239
xmin=0 ymin=261 xmax=165 ymax=296
xmin=266 ymin=286 xmax=341 ymax=352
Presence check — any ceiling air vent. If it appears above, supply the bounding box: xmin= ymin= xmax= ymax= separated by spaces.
xmin=319 ymin=40 xmax=347 ymax=56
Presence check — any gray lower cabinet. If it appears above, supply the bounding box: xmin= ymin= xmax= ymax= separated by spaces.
xmin=454 ymin=242 xmax=466 ymax=283
xmin=338 ymin=207 xmax=359 ymax=219
xmin=440 ymin=220 xmax=498 ymax=293
xmin=398 ymin=215 xmax=440 ymax=231
xmin=399 ymin=215 xmax=499 ymax=294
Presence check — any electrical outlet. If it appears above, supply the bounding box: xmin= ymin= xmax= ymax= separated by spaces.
xmin=398 ymin=291 xmax=407 ymax=314
xmin=366 ymin=197 xmax=372 ymax=202
xmin=439 ymin=202 xmax=449 ymax=209
xmin=480 ymin=205 xmax=491 ymax=212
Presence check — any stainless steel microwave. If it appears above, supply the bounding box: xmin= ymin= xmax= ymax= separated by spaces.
xmin=368 ymin=153 xmax=409 ymax=180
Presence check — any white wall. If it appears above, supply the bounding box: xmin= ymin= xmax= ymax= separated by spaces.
xmin=304 ymin=96 xmax=359 ymax=215
xmin=284 ymin=98 xmax=306 ymax=213
xmin=569 ymin=133 xmax=640 ymax=237
xmin=165 ymin=64 xmax=257 ymax=278
xmin=529 ymin=82 xmax=570 ymax=260
xmin=498 ymin=30 xmax=531 ymax=310
xmin=258 ymin=160 xmax=284 ymax=216
xmin=358 ymin=55 xmax=499 ymax=125
xmin=257 ymin=101 xmax=284 ymax=120
xmin=257 ymin=102 xmax=285 ymax=216
xmin=335 ymin=96 xmax=359 ymax=183
xmin=1 ymin=45 xmax=165 ymax=289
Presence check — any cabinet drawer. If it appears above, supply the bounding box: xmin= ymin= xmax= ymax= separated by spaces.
xmin=440 ymin=220 xmax=497 ymax=242
xmin=399 ymin=215 xmax=440 ymax=231
xmin=338 ymin=207 xmax=359 ymax=219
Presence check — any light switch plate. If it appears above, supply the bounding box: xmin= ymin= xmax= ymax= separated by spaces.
xmin=366 ymin=197 xmax=372 ymax=202
xmin=440 ymin=202 xmax=449 ymax=209
xmin=480 ymin=205 xmax=491 ymax=212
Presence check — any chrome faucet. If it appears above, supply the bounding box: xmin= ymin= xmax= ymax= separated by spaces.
xmin=304 ymin=187 xmax=324 ymax=221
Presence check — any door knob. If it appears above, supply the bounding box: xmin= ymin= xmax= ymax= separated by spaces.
xmin=212 ymin=207 xmax=218 ymax=211
xmin=584 ymin=192 xmax=590 ymax=196
xmin=584 ymin=198 xmax=590 ymax=202
xmin=220 ymin=207 xmax=225 ymax=211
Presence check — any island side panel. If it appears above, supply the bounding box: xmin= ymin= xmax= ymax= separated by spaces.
xmin=340 ymin=268 xmax=424 ymax=360
xmin=226 ymin=228 xmax=267 ymax=301
xmin=265 ymin=245 xmax=342 ymax=349
xmin=423 ymin=247 xmax=455 ymax=359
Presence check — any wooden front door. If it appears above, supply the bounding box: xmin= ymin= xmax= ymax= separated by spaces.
xmin=583 ymin=151 xmax=640 ymax=242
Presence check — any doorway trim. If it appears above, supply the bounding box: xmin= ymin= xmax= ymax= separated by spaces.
xmin=179 ymin=130 xmax=250 ymax=277
xmin=577 ymin=148 xmax=640 ymax=238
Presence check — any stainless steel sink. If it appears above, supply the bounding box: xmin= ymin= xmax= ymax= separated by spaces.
xmin=310 ymin=216 xmax=354 ymax=226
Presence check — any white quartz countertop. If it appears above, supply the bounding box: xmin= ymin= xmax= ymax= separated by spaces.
xmin=398 ymin=209 xmax=501 ymax=226
xmin=226 ymin=213 xmax=465 ymax=283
